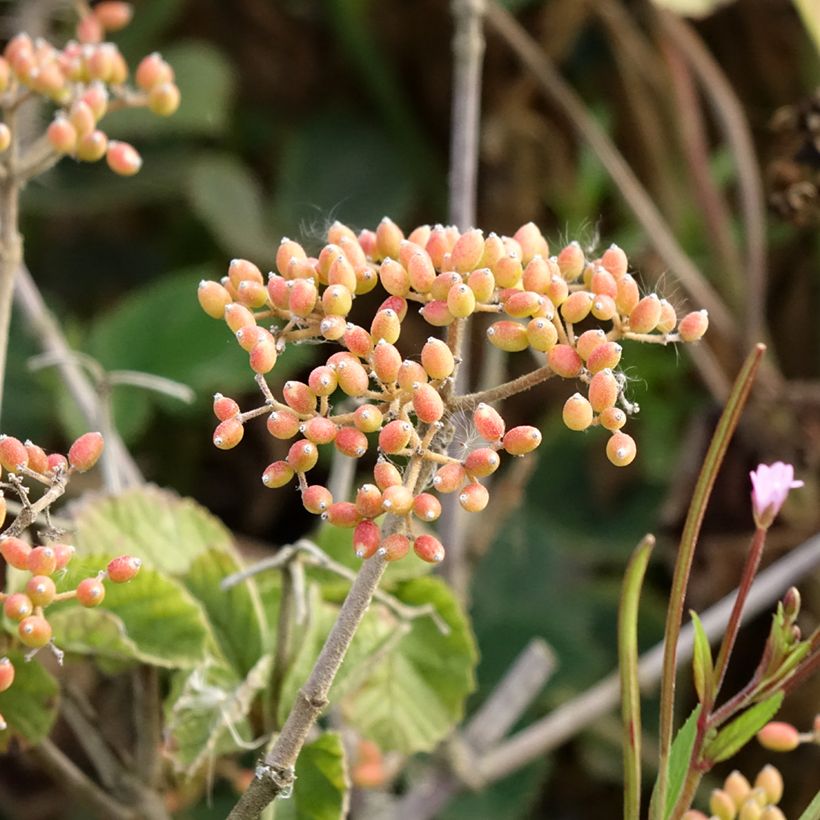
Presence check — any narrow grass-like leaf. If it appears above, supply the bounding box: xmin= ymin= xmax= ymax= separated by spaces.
xmin=690 ymin=611 xmax=714 ymax=705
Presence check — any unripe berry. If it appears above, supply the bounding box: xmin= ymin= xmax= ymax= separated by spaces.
xmin=504 ymin=291 xmax=545 ymax=319
xmin=27 ymin=546 xmax=57 ymax=576
xmin=320 ymin=314 xmax=347 ymax=340
xmin=476 ymin=231 xmax=503 ymax=269
xmin=407 ymin=224 xmax=432 ymax=249
xmin=754 ymin=765 xmax=783 ymax=805
xmin=710 ymin=789 xmax=738 ymax=820
xmin=586 ymin=341 xmax=622 ymax=374
xmin=213 ymin=393 xmax=240 ymax=421
xmin=545 ymin=275 xmax=569 ymax=307
xmin=611 ymin=274 xmax=638 ymax=316
xmin=47 ymin=115 xmax=77 ymax=154
xmin=425 ymin=225 xmax=452 ymax=269
xmin=412 ymin=492 xmax=442 ymax=521
xmin=447 ymin=283 xmax=476 ymax=318
xmin=249 ymin=336 xmax=278 ymax=374
xmin=0 ymin=492 xmax=4 ymax=528
xmin=47 ymin=453 xmax=68 ymax=474
xmin=561 ymin=291 xmax=594 ymax=324
xmin=0 ymin=435 xmax=28 ymax=471
xmin=358 ymin=228 xmax=378 ymax=258
xmin=76 ymin=577 xmax=106 ymax=607
xmin=473 ymin=403 xmax=506 ymax=443
xmin=379 ymin=258 xmax=410 ymax=296
xmin=224 ymin=302 xmax=256 ymax=333
xmin=606 ymin=432 xmax=637 ymax=466
xmin=562 ymin=393 xmax=594 ymax=431
xmin=724 ymin=771 xmax=752 ymax=808
xmin=492 ymin=254 xmax=523 ymax=289
xmin=591 ymin=295 xmax=617 ymax=321
xmin=93 ymin=2 xmax=133 ymax=31
xmin=487 ymin=320 xmax=529 ymax=352
xmin=520 ymin=255 xmax=551 ymax=294
xmin=287 ymin=278 xmax=318 ymax=317
xmin=430 ymin=271 xmax=462 ymax=301
xmin=0 ymin=658 xmax=15 ymax=692
xmin=335 ymin=360 xmax=370 ymax=397
xmin=106 ymin=140 xmax=142 ymax=176
xmin=381 ymin=484 xmax=414 ymax=516
xmin=18 ymin=615 xmax=52 ymax=648
xmin=433 ymin=462 xmax=466 ymax=493
xmin=547 ymin=344 xmax=583 ymax=378
xmin=353 ymin=405 xmax=383 ymax=434
xmin=287 ymin=439 xmax=318 ymax=473
xmin=341 ymin=325 xmax=371 ymax=358
xmin=459 ymin=481 xmax=489 ymax=512
xmin=599 ymin=405 xmax=626 ymax=432
xmin=324 ymin=501 xmax=361 ymax=528
xmin=106 ymin=555 xmax=142 ymax=583
xmin=512 ymin=222 xmax=548 ymax=264
xmin=322 ymin=284 xmax=353 ymax=316
xmin=657 ymin=299 xmax=677 ymax=333
xmin=135 ymin=52 xmax=173 ymax=91
xmin=1 ymin=537 xmax=30 ymax=570
xmin=449 ymin=228 xmax=484 ymax=273
xmin=262 ymin=460 xmax=294 ymax=488
xmin=308 ymin=366 xmax=338 ymax=397
xmin=25 ymin=575 xmax=56 ymax=607
xmin=396 ymin=362 xmax=427 ymax=396
xmin=374 ymin=459 xmax=402 ymax=490
xmin=332 ymin=427 xmax=367 ymax=459
xmin=372 ymin=340 xmax=403 ymax=383
xmin=283 ymin=381 xmax=317 ymax=414
xmin=678 ymin=309 xmax=709 ymax=342
xmin=407 ymin=249 xmax=437 ymax=293
xmin=370 ymin=309 xmax=400 ymax=344
xmin=461 ymin=446 xmax=499 ymax=477
xmin=198 ymin=280 xmax=232 ymax=319
xmin=421 ymin=338 xmax=455 ymax=380
xmin=412 ymin=382 xmax=444 ymax=423
xmin=526 ymin=317 xmax=558 ymax=352
xmin=556 ymin=242 xmax=585 ymax=281
xmin=376 ymin=217 xmax=404 ymax=260
xmin=467 ymin=267 xmax=495 ymax=302
xmin=629 ymin=294 xmax=662 ymax=333
xmin=355 ymin=484 xmax=383 ymax=518
xmin=266 ymin=410 xmax=300 ymax=440
xmin=353 ymin=520 xmax=381 ymax=559
xmin=235 ymin=325 xmax=267 ymax=353
xmin=302 ymin=484 xmax=333 ymax=514
xmin=574 ymin=329 xmax=604 ymax=361
xmin=302 ymin=416 xmax=338 ymax=445
xmin=4 ymin=593 xmax=33 ymax=621
xmin=759 ymin=809 xmax=785 ymax=820
xmin=148 ymin=81 xmax=180 ymax=116
xmin=681 ymin=812 xmax=709 ymax=820
xmin=590 ymin=266 xmax=618 ymax=298
xmin=756 ymin=721 xmax=800 ymax=752
xmin=379 ymin=295 xmax=408 ymax=320
xmin=414 ymin=534 xmax=445 ymax=563
xmin=503 ymin=425 xmax=542 ymax=456
xmin=379 ymin=420 xmax=413 ymax=454
xmin=379 ymin=533 xmax=410 ymax=561
xmin=213 ymin=418 xmax=244 ymax=450
xmin=419 ymin=300 xmax=455 ymax=327
xmin=588 ymin=369 xmax=619 ymax=412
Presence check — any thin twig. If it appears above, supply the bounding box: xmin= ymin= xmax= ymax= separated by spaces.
xmin=454 ymin=363 xmax=553 ymax=409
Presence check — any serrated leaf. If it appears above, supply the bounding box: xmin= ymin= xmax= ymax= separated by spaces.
xmin=0 ymin=651 xmax=59 ymax=751
xmin=165 ymin=654 xmax=272 ymax=777
xmin=51 ymin=556 xmax=211 ymax=669
xmin=704 ymin=692 xmax=784 ymax=763
xmin=188 ymin=153 xmax=273 ymax=263
xmin=690 ymin=611 xmax=714 ymax=705
xmin=73 ymin=486 xmax=234 ymax=575
xmin=337 ymin=576 xmax=476 ymax=754
xmin=273 ymin=732 xmax=349 ymax=820
xmin=106 ymin=41 xmax=237 ymax=139
xmin=650 ymin=705 xmax=701 ymax=820
xmin=183 ymin=548 xmax=269 ymax=676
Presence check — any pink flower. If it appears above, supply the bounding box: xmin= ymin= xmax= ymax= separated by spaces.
xmin=750 ymin=462 xmax=803 ymax=529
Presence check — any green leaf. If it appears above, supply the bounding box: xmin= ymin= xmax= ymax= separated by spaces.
xmin=51 ymin=557 xmax=211 ymax=669
xmin=650 ymin=705 xmax=701 ymax=820
xmin=183 ymin=548 xmax=269 ymax=676
xmin=0 ymin=651 xmax=59 ymax=751
xmin=273 ymin=733 xmax=349 ymax=820
xmin=106 ymin=41 xmax=237 ymax=139
xmin=704 ymin=692 xmax=784 ymax=763
xmin=796 ymin=786 xmax=820 ymax=820
xmin=164 ymin=654 xmax=272 ymax=777
xmin=690 ymin=611 xmax=714 ymax=705
xmin=188 ymin=153 xmax=274 ymax=263
xmin=336 ymin=577 xmax=477 ymax=754
xmin=73 ymin=486 xmax=234 ymax=576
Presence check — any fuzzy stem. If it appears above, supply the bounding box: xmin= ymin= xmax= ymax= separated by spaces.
xmin=0 ymin=148 xmax=22 ymax=425
xmin=454 ymin=364 xmax=553 ymax=409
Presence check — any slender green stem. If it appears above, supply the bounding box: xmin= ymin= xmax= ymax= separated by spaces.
xmin=653 ymin=344 xmax=765 ymax=819
xmin=619 ymin=534 xmax=655 ymax=820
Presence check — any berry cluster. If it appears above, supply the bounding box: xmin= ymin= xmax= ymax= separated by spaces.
xmin=0 ymin=431 xmax=141 ymax=731
xmin=0 ymin=2 xmax=179 ymax=176
xmin=683 ymin=765 xmax=788 ymax=820
xmin=198 ymin=219 xmax=706 ymax=563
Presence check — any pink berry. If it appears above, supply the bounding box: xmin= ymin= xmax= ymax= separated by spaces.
xmin=106 ymin=555 xmax=142 ymax=583
xmin=213 ymin=418 xmax=244 ymax=450
xmin=560 ymin=291 xmax=594 ymax=324
xmin=492 ymin=254 xmax=523 ymax=289
xmin=93 ymin=2 xmax=133 ymax=31
xmin=615 ymin=274 xmax=640 ymax=315
xmin=419 ymin=300 xmax=455 ymax=327
xmin=397 ymin=360 xmax=428 ymax=393
xmin=335 ymin=360 xmax=370 ymax=397
xmin=600 ymin=244 xmax=628 ymax=278
xmin=629 ymin=294 xmax=662 ymax=333
xmin=283 ymin=381 xmax=317 ymax=414
xmin=106 ymin=141 xmax=142 ymax=176
xmin=353 ymin=520 xmax=381 ymax=559
xmin=432 ymin=462 xmax=466 ymax=493
xmin=586 ymin=341 xmax=622 ymax=374
xmin=451 ymin=228 xmax=485 ymax=273
xmin=353 ymin=404 xmax=383 ymax=434
xmin=262 ymin=461 xmax=294 ymax=488
xmin=1 ymin=536 xmax=31 ymax=570
xmin=557 ymin=241 xmax=585 ymax=281
xmin=504 ymin=291 xmax=545 ymax=319
xmin=756 ymin=722 xmax=800 ymax=752
xmin=148 ymin=82 xmax=181 ymax=117
xmin=412 ymin=382 xmax=444 ymax=423
xmin=373 ymin=460 xmax=402 ymax=490
xmin=379 ymin=533 xmax=410 ymax=562
xmin=135 ymin=52 xmax=174 ymax=91
xmin=47 ymin=115 xmax=77 ymax=154
xmin=213 ymin=393 xmax=240 ymax=421
xmin=27 ymin=546 xmax=57 ymax=576
xmin=302 ymin=416 xmax=338 ymax=445
xmin=678 ymin=309 xmax=709 ymax=342
xmin=588 ymin=370 xmax=619 ymax=412
xmin=503 ymin=426 xmax=542 ymax=456
xmin=24 ymin=441 xmax=48 ymax=474
xmin=25 ymin=575 xmax=56 ymax=607
xmin=18 ymin=615 xmax=52 ymax=647
xmin=0 ymin=658 xmax=15 ymax=692
xmin=463 ymin=447 xmax=501 ymax=478
xmin=473 ymin=403 xmax=505 ymax=441
xmin=76 ymin=578 xmax=106 ymax=607
xmin=266 ymin=410 xmax=301 ymax=440
xmin=68 ymin=431 xmax=104 ymax=472
xmin=371 ymin=341 xmax=403 ymax=383
xmin=376 ymin=217 xmax=404 ymax=260
xmin=3 ymin=593 xmax=33 ymax=621
xmin=308 ymin=366 xmax=338 ymax=397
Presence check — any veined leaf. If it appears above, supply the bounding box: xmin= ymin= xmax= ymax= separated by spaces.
xmin=704 ymin=692 xmax=784 ymax=763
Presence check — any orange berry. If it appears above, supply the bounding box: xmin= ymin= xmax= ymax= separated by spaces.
xmin=433 ymin=462 xmax=466 ymax=493
xmin=487 ymin=320 xmax=528 ymax=352
xmin=262 ymin=461 xmax=294 ymax=488
xmin=376 ymin=217 xmax=404 ymax=260
xmin=379 ymin=258 xmax=410 ymax=296
xmin=148 ymin=81 xmax=180 ymax=117
xmin=379 ymin=420 xmax=413 ymax=454
xmin=283 ymin=381 xmax=317 ymax=414
xmin=545 ymin=274 xmax=569 ymax=306
xmin=344 ymin=324 xmax=374 ymax=356
xmin=3 ymin=593 xmax=33 ymax=621
xmin=591 ymin=294 xmax=617 ymax=321
xmin=503 ymin=426 xmax=542 ymax=456
xmin=335 ymin=360 xmax=370 ymax=397
xmin=600 ymin=244 xmax=628 ymax=278
xmin=412 ymin=492 xmax=442 ymax=522
xmin=414 ymin=534 xmax=445 ymax=563
xmin=398 ymin=360 xmax=428 ymax=394
xmin=288 ymin=278 xmax=318 ymax=317
xmin=266 ymin=410 xmax=300 ymax=440
xmin=463 ymin=447 xmax=500 ymax=478
xmin=335 ymin=426 xmax=368 ymax=458
xmin=198 ymin=280 xmax=232 ymax=319
xmin=678 ymin=309 xmax=709 ymax=342
xmin=451 ymin=228 xmax=485 ymax=273
xmin=355 ymin=484 xmax=383 ymax=519
xmin=756 ymin=721 xmax=800 ymax=753
xmin=18 ymin=615 xmax=52 ymax=648
xmin=27 ymin=545 xmax=57 ymax=576
xmin=424 ymin=225 xmax=451 ymax=268
xmin=547 ymin=344 xmax=583 ymax=378
xmin=467 ymin=267 xmax=495 ymax=302
xmin=224 ymin=302 xmax=256 ymax=333
xmin=371 ymin=341 xmax=402 ymax=383
xmin=370 ymin=309 xmax=400 ymax=344
xmin=106 ymin=555 xmax=142 ymax=583
xmin=513 ymin=222 xmax=548 ymax=264
xmin=321 ymin=315 xmax=350 ymax=342
xmin=302 ymin=416 xmax=338 ymax=445
xmin=526 ymin=317 xmax=558 ymax=352
xmin=213 ymin=418 xmax=243 ymax=450
xmin=657 ymin=299 xmax=677 ymax=333
xmin=459 ymin=481 xmax=489 ymax=512
xmin=275 ymin=237 xmax=307 ymax=277
xmin=0 ymin=658 xmax=15 ymax=692
xmin=249 ymin=336 xmax=278 ymax=374
xmin=606 ymin=432 xmax=637 ymax=466
xmin=561 ymin=291 xmax=594 ymax=324
xmin=47 ymin=115 xmax=77 ymax=154
xmin=419 ymin=300 xmax=455 ymax=327
xmin=93 ymin=2 xmax=133 ymax=31
xmin=557 ymin=241 xmax=585 ymax=281
xmin=586 ymin=341 xmax=622 ymax=374
xmin=430 ymin=271 xmax=462 ymax=301
xmin=379 ymin=533 xmax=410 ymax=561
xmin=590 ymin=267 xmax=617 ymax=298
xmin=473 ymin=403 xmax=505 ymax=441
xmin=562 ymin=393 xmax=593 ymax=431
xmin=421 ymin=338 xmax=455 ymax=380
xmin=353 ymin=520 xmax=381 ymax=559
xmin=135 ymin=52 xmax=173 ymax=91
xmin=504 ymin=291 xmax=545 ymax=319
xmin=615 ymin=273 xmax=640 ymax=315
xmin=327 ymin=253 xmax=358 ymax=292
xmin=575 ymin=329 xmax=607 ymax=361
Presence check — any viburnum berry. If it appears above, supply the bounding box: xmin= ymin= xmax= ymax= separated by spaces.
xmin=588 ymin=369 xmax=619 ymax=412
xmin=235 ymin=325 xmax=267 ymax=353
xmin=302 ymin=416 xmax=338 ymax=445
xmin=560 ymin=291 xmax=594 ymax=324
xmin=467 ymin=267 xmax=495 ymax=302
xmin=463 ymin=447 xmax=500 ymax=477
xmin=267 ymin=410 xmax=301 ymax=440
xmin=412 ymin=382 xmax=445 ymax=423
xmin=24 ymin=440 xmax=49 ymax=474
xmin=1 ymin=537 xmax=32 ymax=570
xmin=557 ymin=241 xmax=585 ymax=281
xmin=380 ymin=295 xmax=409 ymax=322
xmin=224 ymin=302 xmax=256 ymax=333
xmin=378 ymin=420 xmax=413 ymax=454
xmin=562 ymin=393 xmax=594 ymax=432
xmin=106 ymin=140 xmax=142 ymax=176
xmin=287 ymin=439 xmax=319 ymax=473
xmin=600 ymin=243 xmax=628 ymax=278
xmin=447 ymin=283 xmax=477 ymax=318
xmin=433 ymin=462 xmax=466 ymax=493
xmin=283 ymin=381 xmax=317 ymax=414
xmin=615 ymin=273 xmax=640 ymax=315
xmin=503 ymin=426 xmax=542 ymax=456
xmin=606 ymin=431 xmax=637 ymax=466
xmin=591 ymin=294 xmax=617 ymax=321
xmin=262 ymin=461 xmax=294 ymax=488
xmin=353 ymin=404 xmax=383 ymax=434
xmin=302 ymin=485 xmax=333 ymax=515
xmin=492 ymin=254 xmax=523 ymax=289
xmin=379 ymin=533 xmax=410 ymax=562
xmin=324 ymin=502 xmax=361 ymax=528
xmin=586 ymin=341 xmax=622 ymax=374
xmin=398 ymin=360 xmax=428 ymax=393
xmin=756 ymin=722 xmax=800 ymax=753
xmin=458 ymin=481 xmax=489 ymax=512
xmin=526 ymin=317 xmax=558 ymax=352
xmin=678 ymin=309 xmax=709 ymax=342
xmin=373 ymin=459 xmax=402 ymax=490
xmin=576 ymin=329 xmax=607 ymax=361
xmin=473 ymin=403 xmax=505 ymax=441
xmin=487 ymin=320 xmax=529 ymax=353
xmin=419 ymin=300 xmax=455 ymax=327
xmin=431 ymin=271 xmax=461 ymax=302
xmin=27 ymin=546 xmax=57 ymax=576
xmin=545 ymin=274 xmax=569 ymax=307
xmin=3 ymin=593 xmax=33 ymax=621
xmin=0 ymin=658 xmax=15 ymax=692
xmin=412 ymin=492 xmax=442 ymax=521
xmin=308 ymin=366 xmax=338 ymax=397
xmin=334 ymin=426 xmax=368 ymax=458
xmin=320 ymin=315 xmax=347 ymax=340
xmin=335 ymin=359 xmax=370 ymax=397
xmin=629 ymin=294 xmax=662 ymax=334
xmin=76 ymin=577 xmax=106 ymax=607
xmin=93 ymin=2 xmax=134 ymax=31
xmin=371 ymin=340 xmax=403 ymax=383
xmin=47 ymin=453 xmax=69 ymax=474
xmin=213 ymin=393 xmax=240 ymax=421
xmin=590 ymin=267 xmax=617 ymax=299
xmin=381 ymin=484 xmax=414 ymax=516
xmin=413 ymin=533 xmax=445 ymax=563
xmin=547 ymin=344 xmax=583 ymax=378
xmin=353 ymin=520 xmax=381 ymax=559
xmin=237 ymin=279 xmax=268 ymax=309
xmin=18 ymin=615 xmax=52 ymax=648
xmin=599 ymin=406 xmax=627 ymax=431
xmin=514 ymin=221 xmax=549 ymax=264
xmin=106 ymin=555 xmax=142 ymax=583
xmin=249 ymin=336 xmax=278 ymax=374
xmin=407 ymin=249 xmax=437 ymax=293
xmin=370 ymin=309 xmax=400 ymax=345
xmin=421 ymin=338 xmax=455 ymax=380
xmin=213 ymin=418 xmax=244 ymax=450
xmin=0 ymin=435 xmax=28 ymax=471
xmin=68 ymin=431 xmax=104 ymax=472
xmin=355 ymin=484 xmax=383 ymax=518
xmin=25 ymin=575 xmax=56 ymax=607
xmin=657 ymin=299 xmax=677 ymax=333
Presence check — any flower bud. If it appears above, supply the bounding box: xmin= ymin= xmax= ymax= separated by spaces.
xmin=724 ymin=771 xmax=752 ymax=809
xmin=414 ymin=534 xmax=445 ymax=563
xmin=382 ymin=484 xmax=414 ymax=515
xmin=224 ymin=302 xmax=256 ymax=332
xmin=249 ymin=336 xmax=278 ymax=373
xmin=213 ymin=418 xmax=243 ymax=450
xmin=321 ymin=283 xmax=354 ymax=316
xmin=447 ymin=283 xmax=477 ymax=318
xmin=106 ymin=555 xmax=142 ymax=583
xmin=106 ymin=140 xmax=142 ymax=176
xmin=76 ymin=578 xmax=106 ymax=608
xmin=586 ymin=341 xmax=622 ymax=373
xmin=397 ymin=360 xmax=428 ymax=393
xmin=374 ymin=459 xmax=402 ymax=490
xmin=18 ymin=615 xmax=52 ymax=648
xmin=302 ymin=416 xmax=338 ymax=445
xmin=629 ymin=294 xmax=662 ymax=333
xmin=148 ymin=81 xmax=180 ymax=116
xmin=379 ymin=420 xmax=413 ymax=454
xmin=379 ymin=257 xmax=410 ymax=296
xmin=487 ymin=320 xmax=529 ymax=352
xmin=1 ymin=536 xmax=31 ymax=570
xmin=513 ymin=222 xmax=548 ymax=264
xmin=459 ymin=481 xmax=489 ymax=512
xmin=504 ymin=291 xmax=545 ymax=319
xmin=473 ymin=403 xmax=505 ymax=441
xmin=69 ymin=431 xmax=104 ymax=472
xmin=262 ymin=461 xmax=294 ymax=488
xmin=450 ymin=228 xmax=484 ymax=273
xmin=303 ymin=485 xmax=333 ymax=514
xmin=430 ymin=271 xmax=462 ymax=301
xmin=756 ymin=721 xmax=800 ymax=752
xmin=333 ymin=426 xmax=367 ymax=458
xmin=287 ymin=439 xmax=318 ymax=473
xmin=198 ymin=280 xmax=232 ymax=319
xmin=380 ymin=533 xmax=410 ymax=561
xmin=0 ymin=435 xmax=28 ymax=471
xmin=283 ymin=381 xmax=317 ymax=414
xmin=606 ymin=432 xmax=636 ymax=466
xmin=710 ymin=788 xmax=737 ymax=820
xmin=678 ymin=309 xmax=709 ymax=342
xmin=353 ymin=520 xmax=381 ymax=559
xmin=468 ymin=267 xmax=495 ymax=302
xmin=413 ymin=492 xmax=442 ymax=521
xmin=492 ymin=254 xmax=523 ymax=289
xmin=463 ymin=447 xmax=500 ymax=477
xmin=526 ymin=317 xmax=558 ymax=352
xmin=547 ymin=344 xmax=583 ymax=378
xmin=3 ymin=592 xmax=32 ymax=621
xmin=562 ymin=393 xmax=594 ymax=431
xmin=545 ymin=274 xmax=569 ymax=306
xmin=421 ymin=337 xmax=455 ymax=380
xmin=376 ymin=217 xmax=404 ymax=260
xmin=503 ymin=425 xmax=542 ymax=456
xmin=433 ymin=462 xmax=466 ymax=493
xmin=754 ymin=765 xmax=783 ymax=805
xmin=656 ymin=299 xmax=677 ymax=333
xmin=372 ymin=305 xmax=403 ymax=340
